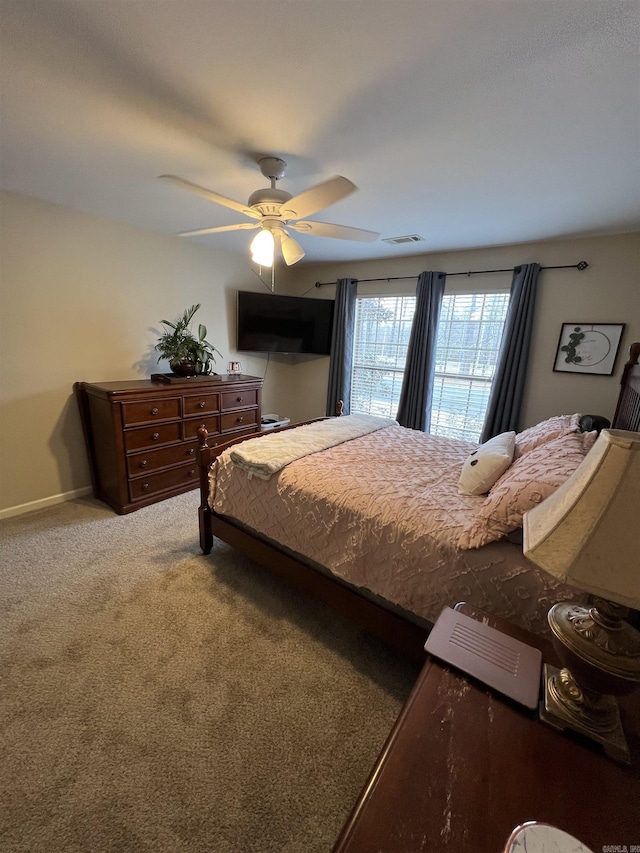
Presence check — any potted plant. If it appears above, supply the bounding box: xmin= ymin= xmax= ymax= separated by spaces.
xmin=155 ymin=304 xmax=222 ymax=376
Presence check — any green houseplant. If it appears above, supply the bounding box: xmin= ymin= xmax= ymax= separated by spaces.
xmin=155 ymin=304 xmax=221 ymax=376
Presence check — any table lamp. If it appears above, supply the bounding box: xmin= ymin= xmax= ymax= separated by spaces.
xmin=523 ymin=429 xmax=640 ymax=763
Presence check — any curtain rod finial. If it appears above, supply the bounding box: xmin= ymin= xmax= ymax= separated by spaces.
xmin=577 ymin=261 xmax=589 ymax=270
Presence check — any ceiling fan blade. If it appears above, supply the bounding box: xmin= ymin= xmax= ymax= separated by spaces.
xmin=280 ymin=231 xmax=305 ymax=266
xmin=280 ymin=176 xmax=356 ymax=220
xmin=178 ymin=223 xmax=260 ymax=237
xmin=289 ymin=220 xmax=379 ymax=243
xmin=159 ymin=174 xmax=260 ymax=219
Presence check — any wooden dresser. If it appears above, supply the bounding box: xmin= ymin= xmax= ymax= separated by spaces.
xmin=75 ymin=375 xmax=263 ymax=514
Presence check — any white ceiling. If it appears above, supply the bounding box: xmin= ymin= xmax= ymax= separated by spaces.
xmin=1 ymin=0 xmax=639 ymax=265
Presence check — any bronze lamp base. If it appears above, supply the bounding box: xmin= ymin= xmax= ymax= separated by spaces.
xmin=541 ymin=599 xmax=640 ymax=764
xmin=540 ymin=663 xmax=630 ymax=763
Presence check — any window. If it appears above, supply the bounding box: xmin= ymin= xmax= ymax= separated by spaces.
xmin=351 ymin=296 xmax=415 ymax=419
xmin=351 ymin=291 xmax=510 ymax=441
xmin=431 ymin=292 xmax=510 ymax=441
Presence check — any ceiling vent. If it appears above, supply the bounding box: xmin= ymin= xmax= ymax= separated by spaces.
xmin=382 ymin=234 xmax=425 ymax=245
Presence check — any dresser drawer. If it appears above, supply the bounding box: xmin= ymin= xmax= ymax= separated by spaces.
xmin=126 ymin=441 xmax=198 ymax=478
xmin=121 ymin=397 xmax=180 ymax=426
xmin=183 ymin=393 xmax=220 ymax=416
xmin=221 ymin=389 xmax=258 ymax=411
xmin=183 ymin=414 xmax=220 ymax=440
xmin=124 ymin=422 xmax=182 ymax=452
xmin=221 ymin=408 xmax=258 ymax=433
xmin=129 ymin=464 xmax=199 ymax=501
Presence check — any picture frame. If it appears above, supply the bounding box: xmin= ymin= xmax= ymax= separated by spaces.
xmin=553 ymin=323 xmax=625 ymax=375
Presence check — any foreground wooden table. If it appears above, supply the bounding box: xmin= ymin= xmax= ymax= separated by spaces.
xmin=332 ymin=604 xmax=640 ymax=852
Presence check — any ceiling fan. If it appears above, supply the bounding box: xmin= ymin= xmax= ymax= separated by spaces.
xmin=159 ymin=157 xmax=379 ymax=267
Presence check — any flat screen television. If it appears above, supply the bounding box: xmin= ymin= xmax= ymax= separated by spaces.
xmin=236 ymin=290 xmax=335 ymax=355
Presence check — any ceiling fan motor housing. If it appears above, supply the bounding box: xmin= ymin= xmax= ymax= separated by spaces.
xmin=248 ymin=187 xmax=292 ymax=216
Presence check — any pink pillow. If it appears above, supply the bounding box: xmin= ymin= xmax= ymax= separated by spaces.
xmin=514 ymin=413 xmax=581 ymax=458
xmin=458 ymin=430 xmax=594 ymax=549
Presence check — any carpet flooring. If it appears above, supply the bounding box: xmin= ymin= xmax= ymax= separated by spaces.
xmin=0 ymin=491 xmax=418 ymax=852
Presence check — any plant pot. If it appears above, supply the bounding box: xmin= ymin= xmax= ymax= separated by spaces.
xmin=171 ymin=361 xmax=197 ymax=377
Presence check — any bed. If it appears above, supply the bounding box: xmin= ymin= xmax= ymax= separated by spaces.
xmin=196 ymin=343 xmax=640 ymax=664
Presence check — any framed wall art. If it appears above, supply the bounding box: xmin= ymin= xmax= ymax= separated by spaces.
xmin=553 ymin=323 xmax=625 ymax=375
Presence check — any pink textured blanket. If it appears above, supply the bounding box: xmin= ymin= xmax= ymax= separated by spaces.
xmin=210 ymin=425 xmax=580 ymax=634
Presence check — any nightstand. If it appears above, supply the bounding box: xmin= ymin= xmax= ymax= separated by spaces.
xmin=332 ymin=604 xmax=640 ymax=852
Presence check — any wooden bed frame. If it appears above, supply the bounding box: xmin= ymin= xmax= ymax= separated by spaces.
xmin=613 ymin=341 xmax=640 ymax=431
xmin=196 ymin=343 xmax=640 ymax=665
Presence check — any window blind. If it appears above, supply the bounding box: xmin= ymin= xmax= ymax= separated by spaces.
xmin=351 ymin=291 xmax=509 ymax=441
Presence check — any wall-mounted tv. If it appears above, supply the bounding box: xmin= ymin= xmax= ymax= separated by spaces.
xmin=236 ymin=290 xmax=335 ymax=355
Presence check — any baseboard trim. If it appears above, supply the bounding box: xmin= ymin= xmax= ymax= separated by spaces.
xmin=0 ymin=486 xmax=94 ymax=520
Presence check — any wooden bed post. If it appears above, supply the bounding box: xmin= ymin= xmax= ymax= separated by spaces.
xmin=612 ymin=342 xmax=640 ymax=431
xmin=197 ymin=427 xmax=215 ymax=555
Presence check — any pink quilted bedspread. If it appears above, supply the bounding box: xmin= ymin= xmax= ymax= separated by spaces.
xmin=210 ymin=425 xmax=580 ymax=634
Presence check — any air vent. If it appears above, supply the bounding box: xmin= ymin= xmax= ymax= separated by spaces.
xmin=382 ymin=234 xmax=425 ymax=245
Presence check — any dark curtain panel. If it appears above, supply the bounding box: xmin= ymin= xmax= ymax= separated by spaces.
xmin=326 ymin=278 xmax=357 ymax=416
xmin=396 ymin=271 xmax=446 ymax=431
xmin=480 ymin=262 xmax=541 ymax=442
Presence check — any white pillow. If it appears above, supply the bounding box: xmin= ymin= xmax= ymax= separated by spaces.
xmin=457 ymin=431 xmax=516 ymax=496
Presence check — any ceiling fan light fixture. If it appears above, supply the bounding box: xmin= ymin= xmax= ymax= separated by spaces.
xmin=250 ymin=229 xmax=275 ymax=267
xmin=280 ymin=232 xmax=305 ymax=266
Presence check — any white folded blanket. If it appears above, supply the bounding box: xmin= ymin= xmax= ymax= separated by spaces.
xmin=229 ymin=414 xmax=397 ymax=479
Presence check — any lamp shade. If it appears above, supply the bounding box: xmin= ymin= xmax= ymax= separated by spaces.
xmin=280 ymin=232 xmax=305 ymax=266
xmin=523 ymin=429 xmax=640 ymax=610
xmin=250 ymin=229 xmax=274 ymax=267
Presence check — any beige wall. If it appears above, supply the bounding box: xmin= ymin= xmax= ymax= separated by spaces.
xmin=0 ymin=191 xmax=282 ymax=516
xmin=1 ymin=189 xmax=638 ymax=516
xmin=282 ymin=233 xmax=640 ymax=427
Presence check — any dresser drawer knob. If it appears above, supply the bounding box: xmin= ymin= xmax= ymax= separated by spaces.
xmin=142 ymin=483 xmax=149 ymax=490
xmin=188 ymin=447 xmax=195 ymax=455
xmin=140 ymin=459 xmax=148 ymax=468
xmin=237 ymin=415 xmax=244 ymax=423
xmin=152 ymin=432 xmax=160 ymax=440
xmin=199 ymin=401 xmax=206 ymax=409
xmin=151 ymin=407 xmax=158 ymax=415
xmin=188 ymin=469 xmax=195 ymax=477
xmin=236 ymin=396 xmax=243 ymax=402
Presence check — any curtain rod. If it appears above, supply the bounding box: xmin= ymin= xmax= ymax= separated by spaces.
xmin=313 ymin=260 xmax=589 ymax=287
